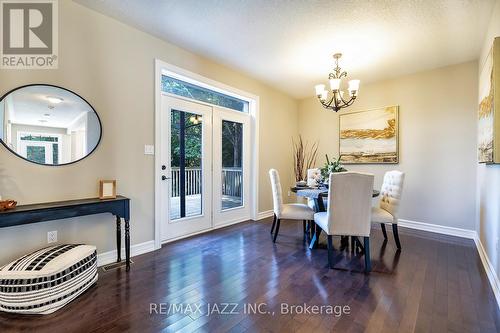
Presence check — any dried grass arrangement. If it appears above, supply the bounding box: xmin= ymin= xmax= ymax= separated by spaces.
xmin=292 ymin=135 xmax=319 ymax=182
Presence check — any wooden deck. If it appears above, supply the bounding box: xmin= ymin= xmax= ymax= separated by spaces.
xmin=170 ymin=194 xmax=242 ymax=220
xmin=1 ymin=217 xmax=499 ymax=332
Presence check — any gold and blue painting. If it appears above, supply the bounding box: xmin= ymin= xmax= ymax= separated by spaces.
xmin=339 ymin=106 xmax=399 ymax=164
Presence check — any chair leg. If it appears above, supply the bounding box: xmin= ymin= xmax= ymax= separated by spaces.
xmin=309 ymin=221 xmax=314 ymax=238
xmin=303 ymin=220 xmax=307 ymax=234
xmin=364 ymin=237 xmax=371 ymax=272
xmin=381 ymin=223 xmax=388 ymax=239
xmin=309 ymin=224 xmax=321 ymax=249
xmin=273 ymin=219 xmax=281 ymax=243
xmin=392 ymin=224 xmax=402 ymax=249
xmin=270 ymin=214 xmax=277 ymax=234
xmin=327 ymin=235 xmax=335 ymax=269
xmin=340 ymin=236 xmax=348 ymax=251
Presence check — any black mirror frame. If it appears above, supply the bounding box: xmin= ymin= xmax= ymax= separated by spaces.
xmin=0 ymin=84 xmax=103 ymax=166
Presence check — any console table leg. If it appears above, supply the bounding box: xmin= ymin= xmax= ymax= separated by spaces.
xmin=116 ymin=216 xmax=122 ymax=263
xmin=125 ymin=219 xmax=130 ymax=271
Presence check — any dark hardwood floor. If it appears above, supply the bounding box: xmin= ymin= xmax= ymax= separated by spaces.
xmin=1 ymin=217 xmax=499 ymax=333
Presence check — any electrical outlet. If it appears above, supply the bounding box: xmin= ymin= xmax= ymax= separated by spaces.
xmin=47 ymin=231 xmax=57 ymax=244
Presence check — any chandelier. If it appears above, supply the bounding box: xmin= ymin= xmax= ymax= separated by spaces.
xmin=315 ymin=53 xmax=360 ymax=112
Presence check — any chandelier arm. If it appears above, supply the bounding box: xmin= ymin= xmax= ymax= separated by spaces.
xmin=333 ymin=91 xmax=340 ymax=109
xmin=346 ymin=96 xmax=357 ymax=107
xmin=344 ymin=93 xmax=358 ymax=106
xmin=319 ymin=96 xmax=334 ymax=109
xmin=338 ymin=94 xmax=348 ymax=105
xmin=319 ymin=98 xmax=328 ymax=108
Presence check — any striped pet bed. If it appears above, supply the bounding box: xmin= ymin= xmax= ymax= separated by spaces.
xmin=0 ymin=244 xmax=98 ymax=315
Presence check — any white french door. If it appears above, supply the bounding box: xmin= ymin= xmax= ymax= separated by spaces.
xmin=160 ymin=95 xmax=212 ymax=241
xmin=212 ymin=107 xmax=251 ymax=226
xmin=160 ymin=95 xmax=251 ymax=242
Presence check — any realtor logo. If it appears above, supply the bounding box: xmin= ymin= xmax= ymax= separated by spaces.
xmin=1 ymin=0 xmax=58 ymax=69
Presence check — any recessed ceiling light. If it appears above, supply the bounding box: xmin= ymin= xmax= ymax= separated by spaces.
xmin=39 ymin=119 xmax=48 ymax=123
xmin=47 ymin=105 xmax=55 ymax=109
xmin=43 ymin=113 xmax=51 ymax=117
xmin=46 ymin=96 xmax=63 ymax=104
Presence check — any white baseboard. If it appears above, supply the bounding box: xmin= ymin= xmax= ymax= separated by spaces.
xmin=97 ymin=240 xmax=156 ymax=267
xmin=398 ymin=219 xmax=476 ymax=239
xmin=474 ymin=235 xmax=500 ymax=310
xmin=255 ymin=210 xmax=273 ymax=221
xmin=396 ymin=218 xmax=499 ymax=309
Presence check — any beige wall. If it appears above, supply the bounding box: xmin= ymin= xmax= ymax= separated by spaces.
xmin=299 ymin=61 xmax=478 ymax=230
xmin=0 ymin=1 xmax=298 ymax=264
xmin=477 ymin=0 xmax=500 ymax=278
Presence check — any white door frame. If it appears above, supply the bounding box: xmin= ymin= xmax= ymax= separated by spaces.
xmin=154 ymin=59 xmax=260 ymax=250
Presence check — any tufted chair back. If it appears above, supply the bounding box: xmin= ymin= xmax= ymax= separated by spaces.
xmin=379 ymin=171 xmax=405 ymax=220
xmin=269 ymin=169 xmax=284 ymax=217
xmin=307 ymin=168 xmax=321 ymax=186
xmin=326 ymin=172 xmax=374 ymax=237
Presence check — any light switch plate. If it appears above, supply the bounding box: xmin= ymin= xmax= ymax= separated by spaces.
xmin=144 ymin=145 xmax=155 ymax=155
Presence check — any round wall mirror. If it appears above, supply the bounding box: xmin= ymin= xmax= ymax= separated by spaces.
xmin=0 ymin=84 xmax=102 ymax=166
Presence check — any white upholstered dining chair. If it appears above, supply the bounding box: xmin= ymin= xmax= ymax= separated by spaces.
xmin=312 ymin=172 xmax=374 ymax=271
xmin=269 ymin=169 xmax=315 ymax=243
xmin=371 ymin=170 xmax=405 ymax=249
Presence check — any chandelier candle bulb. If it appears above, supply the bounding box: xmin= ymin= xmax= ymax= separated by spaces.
xmin=349 ymin=80 xmax=359 ymax=94
xmin=315 ymin=84 xmax=325 ymax=96
xmin=329 ymin=79 xmax=341 ymax=91
xmin=320 ymin=90 xmax=328 ymax=101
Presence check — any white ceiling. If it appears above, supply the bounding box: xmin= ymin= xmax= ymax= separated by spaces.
xmin=6 ymin=86 xmax=91 ymax=128
xmin=76 ymin=0 xmax=495 ymax=99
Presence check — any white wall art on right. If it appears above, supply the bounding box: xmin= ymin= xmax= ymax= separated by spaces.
xmin=478 ymin=37 xmax=500 ymax=164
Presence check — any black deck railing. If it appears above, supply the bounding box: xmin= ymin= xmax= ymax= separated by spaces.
xmin=171 ymin=167 xmax=242 ymax=197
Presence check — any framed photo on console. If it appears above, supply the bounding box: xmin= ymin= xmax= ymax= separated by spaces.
xmin=99 ymin=180 xmax=117 ymax=199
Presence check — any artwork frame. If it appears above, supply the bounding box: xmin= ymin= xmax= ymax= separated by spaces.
xmin=478 ymin=37 xmax=500 ymax=164
xmin=99 ymin=180 xmax=117 ymax=200
xmin=339 ymin=105 xmax=399 ymax=164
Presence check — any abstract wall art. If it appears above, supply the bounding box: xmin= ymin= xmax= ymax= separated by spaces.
xmin=478 ymin=37 xmax=500 ymax=164
xmin=339 ymin=106 xmax=399 ymax=164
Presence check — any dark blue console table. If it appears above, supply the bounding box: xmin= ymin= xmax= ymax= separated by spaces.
xmin=0 ymin=196 xmax=131 ymax=271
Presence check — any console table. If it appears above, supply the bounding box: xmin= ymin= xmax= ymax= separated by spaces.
xmin=0 ymin=196 xmax=131 ymax=271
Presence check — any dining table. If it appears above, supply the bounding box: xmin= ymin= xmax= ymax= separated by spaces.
xmin=291 ymin=186 xmax=380 ymax=212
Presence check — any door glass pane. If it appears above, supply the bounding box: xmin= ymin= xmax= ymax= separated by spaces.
xmin=162 ymin=76 xmax=249 ymax=113
xmin=170 ymin=109 xmax=203 ymax=220
xmin=27 ymin=146 xmax=46 ymax=164
xmin=221 ymin=120 xmax=243 ymax=210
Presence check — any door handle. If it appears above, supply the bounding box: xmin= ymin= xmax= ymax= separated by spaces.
xmin=162 ymin=175 xmax=170 ymax=181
